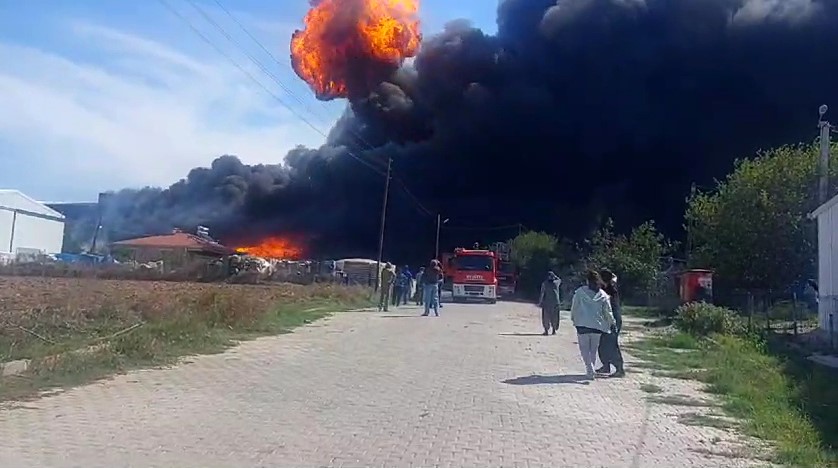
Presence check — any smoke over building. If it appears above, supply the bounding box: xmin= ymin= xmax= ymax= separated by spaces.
xmin=61 ymin=0 xmax=838 ymax=262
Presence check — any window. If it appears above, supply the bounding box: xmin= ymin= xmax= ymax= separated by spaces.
xmin=452 ymin=255 xmax=494 ymax=271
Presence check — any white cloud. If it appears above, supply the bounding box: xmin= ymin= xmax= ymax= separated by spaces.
xmin=0 ymin=17 xmax=338 ymax=201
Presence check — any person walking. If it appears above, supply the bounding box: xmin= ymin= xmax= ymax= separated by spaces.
xmin=570 ymin=270 xmax=617 ymax=380
xmin=421 ymin=259 xmax=442 ymax=316
xmin=378 ymin=263 xmax=396 ymax=312
xmin=538 ymin=271 xmax=562 ymax=335
xmin=414 ymin=267 xmax=425 ymax=305
xmin=597 ymin=269 xmax=625 ymax=377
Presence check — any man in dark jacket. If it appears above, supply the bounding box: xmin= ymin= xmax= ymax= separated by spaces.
xmin=421 ymin=260 xmax=443 ymax=316
xmin=538 ymin=271 xmax=562 ymax=335
xmin=597 ymin=269 xmax=625 ymax=377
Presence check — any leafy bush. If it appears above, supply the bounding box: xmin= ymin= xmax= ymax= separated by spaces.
xmin=676 ymin=301 xmax=746 ymax=337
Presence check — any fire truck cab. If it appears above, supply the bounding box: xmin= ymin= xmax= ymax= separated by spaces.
xmin=448 ymin=247 xmax=498 ymax=303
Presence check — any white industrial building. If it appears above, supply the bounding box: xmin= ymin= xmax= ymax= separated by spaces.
xmin=811 ymin=192 xmax=838 ymax=336
xmin=0 ymin=189 xmax=66 ymax=261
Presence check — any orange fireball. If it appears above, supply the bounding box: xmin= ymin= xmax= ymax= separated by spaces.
xmin=235 ymin=236 xmax=304 ymax=260
xmin=291 ymin=0 xmax=421 ymax=100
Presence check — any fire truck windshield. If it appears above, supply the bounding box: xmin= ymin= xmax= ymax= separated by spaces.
xmin=452 ymin=255 xmax=494 ymax=272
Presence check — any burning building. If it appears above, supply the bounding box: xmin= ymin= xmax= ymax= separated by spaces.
xmin=59 ymin=0 xmax=838 ymax=264
xmin=110 ymin=228 xmax=234 ymax=268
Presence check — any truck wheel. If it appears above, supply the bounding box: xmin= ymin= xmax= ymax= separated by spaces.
xmin=487 ymin=299 xmax=497 ymax=304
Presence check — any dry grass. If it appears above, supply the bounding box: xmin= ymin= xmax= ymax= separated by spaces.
xmin=0 ymin=276 xmax=373 ymax=399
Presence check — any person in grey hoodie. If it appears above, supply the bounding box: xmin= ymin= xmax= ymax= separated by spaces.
xmin=537 ymin=271 xmax=562 ymax=335
xmin=570 ymin=270 xmax=617 ymax=379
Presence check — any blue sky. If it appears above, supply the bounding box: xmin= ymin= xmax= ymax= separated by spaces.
xmin=0 ymin=0 xmax=497 ymax=202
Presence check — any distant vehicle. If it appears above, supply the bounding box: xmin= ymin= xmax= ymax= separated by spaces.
xmin=490 ymin=242 xmax=517 ymax=298
xmin=447 ymin=247 xmax=498 ymax=304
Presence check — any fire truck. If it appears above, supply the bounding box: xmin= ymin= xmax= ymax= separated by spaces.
xmin=445 ymin=246 xmax=498 ymax=303
xmin=490 ymin=242 xmax=517 ymax=298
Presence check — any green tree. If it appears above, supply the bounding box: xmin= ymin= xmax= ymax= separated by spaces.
xmin=509 ymin=231 xmax=561 ymax=297
xmin=587 ymin=219 xmax=674 ymax=298
xmin=686 ymin=142 xmax=838 ymax=290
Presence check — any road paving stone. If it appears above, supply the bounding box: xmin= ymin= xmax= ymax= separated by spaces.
xmin=0 ymin=302 xmax=768 ymax=467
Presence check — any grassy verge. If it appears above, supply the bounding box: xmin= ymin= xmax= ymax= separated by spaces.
xmin=629 ymin=330 xmax=837 ymax=466
xmin=1 ymin=278 xmax=373 ymax=401
xmin=622 ymin=306 xmax=670 ymax=319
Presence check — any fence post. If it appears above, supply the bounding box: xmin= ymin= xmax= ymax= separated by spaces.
xmin=747 ymin=292 xmax=754 ymax=331
xmin=764 ymin=294 xmax=770 ymax=331
xmin=830 ymin=312 xmax=835 ymax=351
xmin=792 ymin=292 xmax=799 ymax=337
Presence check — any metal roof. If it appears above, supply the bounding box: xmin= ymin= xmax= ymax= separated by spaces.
xmin=112 ymin=232 xmax=234 ymax=255
xmin=810 ymin=192 xmax=838 ymax=219
xmin=0 ymin=189 xmax=65 ymax=219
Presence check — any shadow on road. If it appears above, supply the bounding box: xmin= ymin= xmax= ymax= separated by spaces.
xmin=378 ymin=315 xmax=423 ymax=318
xmin=498 ymin=332 xmax=549 ymax=337
xmin=502 ymin=374 xmax=591 ymax=385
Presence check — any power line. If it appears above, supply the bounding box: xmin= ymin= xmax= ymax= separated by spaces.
xmin=208 ymin=0 xmax=384 ymax=164
xmin=441 ymin=223 xmax=525 ymax=232
xmin=209 ymin=0 xmax=439 ymax=219
xmin=162 ymin=0 xmax=436 ymax=217
xmin=155 ymin=0 xmax=388 ymax=178
xmin=187 ymin=0 xmax=336 ymax=129
xmin=391 ymin=175 xmax=434 ymax=217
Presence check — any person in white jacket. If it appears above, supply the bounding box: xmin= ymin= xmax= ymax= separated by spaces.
xmin=570 ymin=270 xmax=617 ymax=380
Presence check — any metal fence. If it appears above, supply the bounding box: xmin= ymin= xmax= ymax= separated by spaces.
xmin=816 ymin=295 xmax=838 ymax=351
xmin=713 ymin=289 xmax=819 ymax=335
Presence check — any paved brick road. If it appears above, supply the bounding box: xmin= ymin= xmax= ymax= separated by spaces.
xmin=0 ymin=301 xmax=766 ymax=467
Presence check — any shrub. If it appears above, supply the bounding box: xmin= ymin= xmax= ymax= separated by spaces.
xmin=676 ymin=301 xmax=746 ymax=337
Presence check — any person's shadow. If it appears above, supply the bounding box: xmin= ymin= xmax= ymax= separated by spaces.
xmin=502 ymin=374 xmax=591 ymax=385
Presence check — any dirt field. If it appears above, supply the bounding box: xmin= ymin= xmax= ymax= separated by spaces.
xmin=0 ymin=276 xmax=371 ymax=363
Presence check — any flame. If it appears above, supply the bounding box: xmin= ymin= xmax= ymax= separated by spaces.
xmin=235 ymin=236 xmax=304 ymax=260
xmin=290 ymin=0 xmax=421 ymax=100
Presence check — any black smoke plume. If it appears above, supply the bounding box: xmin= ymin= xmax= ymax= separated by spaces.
xmin=59 ymin=0 xmax=838 ymax=262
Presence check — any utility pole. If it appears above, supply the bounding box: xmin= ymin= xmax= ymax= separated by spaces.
xmin=374 ymin=157 xmax=393 ymax=291
xmin=435 ymin=215 xmax=449 ymax=260
xmin=89 ymin=192 xmax=108 ymax=254
xmin=818 ymin=105 xmax=832 ymax=204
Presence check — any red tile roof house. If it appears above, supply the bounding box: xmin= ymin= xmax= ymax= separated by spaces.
xmin=110 ymin=230 xmax=235 ymax=270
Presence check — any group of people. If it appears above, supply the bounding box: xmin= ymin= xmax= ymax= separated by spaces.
xmin=380 ymin=258 xmax=624 ymax=379
xmin=378 ymin=260 xmax=445 ymax=316
xmin=538 ymin=268 xmax=625 ymax=379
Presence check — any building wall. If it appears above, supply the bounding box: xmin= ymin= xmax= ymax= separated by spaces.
xmin=0 ymin=210 xmax=65 ymax=255
xmin=817 ymin=203 xmax=838 ymax=333
xmin=11 ymin=214 xmax=65 ymax=254
xmin=0 ymin=209 xmax=12 ymax=255
xmin=0 ymin=191 xmax=66 ymax=255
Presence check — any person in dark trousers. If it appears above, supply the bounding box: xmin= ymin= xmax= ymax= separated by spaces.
xmin=538 ymin=271 xmax=562 ymax=335
xmin=401 ymin=265 xmax=414 ymax=305
xmin=378 ymin=263 xmax=396 ymax=312
xmin=422 ymin=260 xmax=443 ymax=316
xmin=597 ymin=269 xmax=625 ymax=377
xmin=393 ymin=266 xmax=411 ymax=306
xmin=392 ymin=267 xmax=406 ymax=307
